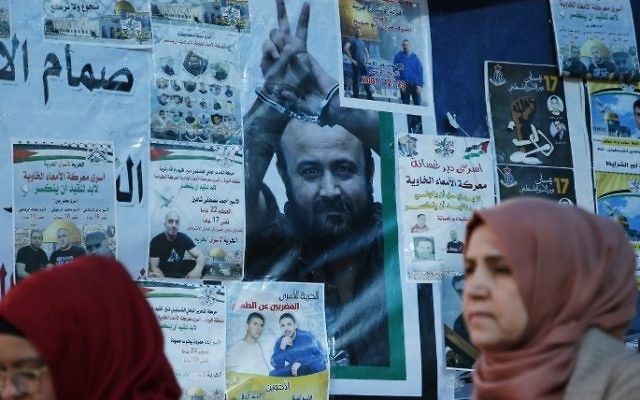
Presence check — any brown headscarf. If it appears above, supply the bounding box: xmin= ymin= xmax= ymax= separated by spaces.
xmin=466 ymin=197 xmax=637 ymax=400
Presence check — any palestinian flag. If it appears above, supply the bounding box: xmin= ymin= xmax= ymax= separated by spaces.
xmin=463 ymin=141 xmax=490 ymax=160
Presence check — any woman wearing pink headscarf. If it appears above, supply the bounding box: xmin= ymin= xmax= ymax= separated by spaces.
xmin=463 ymin=197 xmax=640 ymax=400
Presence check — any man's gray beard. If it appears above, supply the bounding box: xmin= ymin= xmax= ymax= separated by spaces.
xmin=285 ymin=198 xmax=370 ymax=243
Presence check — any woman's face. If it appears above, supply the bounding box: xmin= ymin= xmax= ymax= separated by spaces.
xmin=0 ymin=334 xmax=56 ymax=400
xmin=463 ymin=225 xmax=528 ymax=351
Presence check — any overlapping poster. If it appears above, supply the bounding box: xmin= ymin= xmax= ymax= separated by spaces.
xmin=397 ymin=134 xmax=495 ymax=281
xmin=12 ymin=140 xmax=116 ymax=281
xmin=143 ymin=280 xmax=226 ymax=400
xmin=335 ymin=0 xmax=434 ymax=119
xmin=0 ymin=0 xmax=9 ymax=39
xmin=151 ymin=0 xmax=250 ymax=32
xmin=43 ymin=0 xmax=152 ymax=46
xmin=151 ymin=23 xmax=242 ymax=145
xmin=588 ymin=81 xmax=640 ymax=167
xmin=148 ymin=141 xmax=244 ymax=280
xmin=226 ymin=281 xmax=329 ymax=400
xmin=588 ymin=81 xmax=640 ymax=276
xmin=442 ymin=275 xmax=477 ymax=371
xmin=243 ymin=1 xmax=424 ymax=394
xmin=550 ymin=0 xmax=639 ymax=80
xmin=486 ymin=62 xmax=587 ymax=206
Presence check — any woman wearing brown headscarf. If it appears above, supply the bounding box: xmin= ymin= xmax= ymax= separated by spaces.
xmin=0 ymin=256 xmax=181 ymax=399
xmin=463 ymin=197 xmax=640 ymax=400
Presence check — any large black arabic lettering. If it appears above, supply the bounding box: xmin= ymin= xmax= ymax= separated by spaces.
xmin=65 ymin=45 xmax=134 ymax=92
xmin=116 ymin=156 xmax=143 ymax=204
xmin=0 ymin=35 xmax=28 ymax=82
xmin=42 ymin=52 xmax=62 ymax=105
xmin=43 ymin=44 xmax=135 ymax=105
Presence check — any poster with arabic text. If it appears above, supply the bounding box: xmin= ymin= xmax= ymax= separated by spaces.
xmin=143 ymin=280 xmax=227 ymax=400
xmin=397 ymin=134 xmax=495 ymax=281
xmin=550 ymin=0 xmax=639 ymax=80
xmin=12 ymin=140 xmax=116 ymax=281
xmin=226 ymin=281 xmax=329 ymax=400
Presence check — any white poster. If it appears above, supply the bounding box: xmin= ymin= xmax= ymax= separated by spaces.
xmin=226 ymin=281 xmax=329 ymax=400
xmin=43 ymin=0 xmax=152 ymax=47
xmin=550 ymin=0 xmax=639 ymax=80
xmin=151 ymin=0 xmax=250 ymax=32
xmin=143 ymin=280 xmax=227 ymax=400
xmin=12 ymin=140 xmax=116 ymax=280
xmin=335 ymin=0 xmax=435 ymax=119
xmin=0 ymin=0 xmax=151 ymax=290
xmin=397 ymin=134 xmax=495 ymax=281
xmin=151 ymin=22 xmax=242 ymax=145
xmin=148 ymin=141 xmax=245 ymax=280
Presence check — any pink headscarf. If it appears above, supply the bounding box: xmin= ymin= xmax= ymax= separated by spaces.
xmin=0 ymin=256 xmax=181 ymax=399
xmin=466 ymin=198 xmax=637 ymax=400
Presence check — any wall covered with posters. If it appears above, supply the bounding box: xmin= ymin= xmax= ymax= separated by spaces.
xmin=1 ymin=0 xmax=640 ymax=399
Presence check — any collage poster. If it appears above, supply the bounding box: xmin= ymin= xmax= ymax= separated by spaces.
xmin=335 ymin=0 xmax=434 ymax=118
xmin=43 ymin=0 xmax=152 ymax=46
xmin=151 ymin=0 xmax=250 ymax=32
xmin=397 ymin=134 xmax=495 ymax=282
xmin=226 ymin=281 xmax=329 ymax=400
xmin=486 ymin=61 xmax=583 ymax=205
xmin=0 ymin=0 xmax=8 ymax=38
xmin=143 ymin=280 xmax=226 ymax=400
xmin=148 ymin=141 xmax=244 ymax=280
xmin=588 ymin=81 xmax=640 ymax=276
xmin=12 ymin=140 xmax=116 ymax=281
xmin=550 ymin=0 xmax=639 ymax=80
xmin=243 ymin=1 xmax=423 ymax=394
xmin=151 ymin=22 xmax=242 ymax=145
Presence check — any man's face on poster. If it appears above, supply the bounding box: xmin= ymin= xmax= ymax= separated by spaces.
xmin=402 ymin=40 xmax=410 ymax=54
xmin=450 ymin=230 xmax=457 ymax=241
xmin=30 ymin=231 xmax=43 ymax=249
xmin=279 ymin=317 xmax=296 ymax=337
xmin=591 ymin=47 xmax=602 ymax=63
xmin=417 ymin=214 xmax=426 ymax=227
xmin=634 ymin=106 xmax=640 ymax=129
xmin=550 ymin=97 xmax=560 ymax=113
xmin=416 ymin=238 xmax=433 ymax=259
xmin=247 ymin=317 xmax=264 ymax=340
xmin=57 ymin=229 xmax=69 ymax=249
xmin=164 ymin=212 xmax=180 ymax=239
xmin=278 ymin=121 xmax=370 ymax=240
xmin=571 ymin=46 xmax=580 ymax=59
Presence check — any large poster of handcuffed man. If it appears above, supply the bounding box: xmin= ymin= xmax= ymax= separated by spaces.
xmin=12 ymin=140 xmax=117 ymax=282
xmin=226 ymin=281 xmax=329 ymax=400
xmin=148 ymin=141 xmax=244 ymax=280
xmin=242 ymin=0 xmax=424 ymax=394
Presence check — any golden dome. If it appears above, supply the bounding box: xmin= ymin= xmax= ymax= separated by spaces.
xmin=186 ymin=387 xmax=206 ymax=396
xmin=604 ymin=112 xmax=620 ymax=122
xmin=43 ymin=220 xmax=82 ymax=243
xmin=209 ymin=247 xmax=226 ymax=259
xmin=114 ymin=1 xmax=135 ymax=14
xmin=580 ymin=39 xmax=610 ymax=57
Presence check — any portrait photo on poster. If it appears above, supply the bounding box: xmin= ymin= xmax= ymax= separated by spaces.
xmin=550 ymin=0 xmax=640 ymax=81
xmin=335 ymin=0 xmax=434 ymax=117
xmin=12 ymin=140 xmax=117 ymax=282
xmin=147 ymin=141 xmax=245 ymax=281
